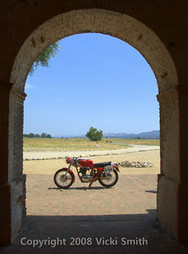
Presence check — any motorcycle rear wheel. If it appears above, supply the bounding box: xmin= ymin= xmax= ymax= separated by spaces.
xmin=98 ymin=169 xmax=118 ymax=188
xmin=54 ymin=169 xmax=74 ymax=189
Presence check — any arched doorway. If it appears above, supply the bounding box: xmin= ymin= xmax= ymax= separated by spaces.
xmin=1 ymin=8 xmax=186 ymax=245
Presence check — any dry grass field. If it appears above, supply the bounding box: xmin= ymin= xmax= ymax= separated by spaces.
xmin=23 ymin=150 xmax=160 ymax=175
xmin=23 ymin=137 xmax=159 ymax=151
xmin=23 ymin=138 xmax=160 ymax=175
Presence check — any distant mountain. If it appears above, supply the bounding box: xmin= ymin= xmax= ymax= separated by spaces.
xmin=103 ymin=130 xmax=160 ymax=139
xmin=55 ymin=130 xmax=160 ymax=139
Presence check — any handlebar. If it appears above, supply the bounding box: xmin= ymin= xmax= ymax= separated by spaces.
xmin=65 ymin=156 xmax=79 ymax=165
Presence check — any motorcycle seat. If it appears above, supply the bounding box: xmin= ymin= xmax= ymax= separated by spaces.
xmin=93 ymin=162 xmax=111 ymax=168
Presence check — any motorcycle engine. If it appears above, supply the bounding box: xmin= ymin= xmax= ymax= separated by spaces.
xmin=79 ymin=167 xmax=92 ymax=182
xmin=79 ymin=167 xmax=87 ymax=175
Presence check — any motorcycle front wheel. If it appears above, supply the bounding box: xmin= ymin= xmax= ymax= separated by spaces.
xmin=98 ymin=169 xmax=118 ymax=188
xmin=54 ymin=169 xmax=74 ymax=189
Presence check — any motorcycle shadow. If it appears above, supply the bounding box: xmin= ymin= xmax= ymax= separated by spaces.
xmin=48 ymin=186 xmax=107 ymax=191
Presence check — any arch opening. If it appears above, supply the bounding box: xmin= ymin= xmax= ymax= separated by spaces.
xmin=23 ymin=32 xmax=160 ymax=218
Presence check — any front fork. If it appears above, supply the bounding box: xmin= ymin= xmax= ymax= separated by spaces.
xmin=64 ymin=162 xmax=72 ymax=177
xmin=64 ymin=161 xmax=76 ymax=182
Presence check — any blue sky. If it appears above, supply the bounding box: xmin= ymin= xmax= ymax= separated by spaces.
xmin=24 ymin=33 xmax=159 ymax=137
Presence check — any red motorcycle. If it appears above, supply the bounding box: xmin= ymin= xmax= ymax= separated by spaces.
xmin=54 ymin=157 xmax=120 ymax=189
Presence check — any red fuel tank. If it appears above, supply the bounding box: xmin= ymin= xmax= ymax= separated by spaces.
xmin=78 ymin=159 xmax=93 ymax=167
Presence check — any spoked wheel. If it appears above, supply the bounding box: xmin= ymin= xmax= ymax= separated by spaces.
xmin=98 ymin=169 xmax=118 ymax=188
xmin=54 ymin=169 xmax=74 ymax=189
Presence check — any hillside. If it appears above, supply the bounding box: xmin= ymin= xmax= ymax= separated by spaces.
xmin=103 ymin=130 xmax=160 ymax=139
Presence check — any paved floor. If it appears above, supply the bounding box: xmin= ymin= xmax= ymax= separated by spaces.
xmin=1 ymin=174 xmax=187 ymax=253
xmin=26 ymin=174 xmax=157 ymax=216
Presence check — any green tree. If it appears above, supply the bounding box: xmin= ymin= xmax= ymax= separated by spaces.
xmin=28 ymin=133 xmax=34 ymax=138
xmin=86 ymin=127 xmax=103 ymax=141
xmin=46 ymin=134 xmax=52 ymax=138
xmin=41 ymin=133 xmax=47 ymax=138
xmin=30 ymin=42 xmax=60 ymax=75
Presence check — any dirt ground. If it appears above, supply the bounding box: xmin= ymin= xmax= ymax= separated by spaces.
xmin=23 ymin=150 xmax=160 ymax=175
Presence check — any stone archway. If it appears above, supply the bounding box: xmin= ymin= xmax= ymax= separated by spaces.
xmin=10 ymin=9 xmax=177 ymax=91
xmin=1 ymin=8 xmax=186 ymax=245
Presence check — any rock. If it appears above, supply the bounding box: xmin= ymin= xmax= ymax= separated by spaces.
xmin=119 ymin=160 xmax=153 ymax=168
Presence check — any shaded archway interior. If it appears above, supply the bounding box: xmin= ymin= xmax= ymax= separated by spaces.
xmin=9 ymin=8 xmax=180 ymax=242
xmin=1 ymin=7 xmax=187 ymax=246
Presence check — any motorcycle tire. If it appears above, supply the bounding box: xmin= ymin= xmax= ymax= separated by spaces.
xmin=98 ymin=169 xmax=118 ymax=188
xmin=54 ymin=169 xmax=74 ymax=189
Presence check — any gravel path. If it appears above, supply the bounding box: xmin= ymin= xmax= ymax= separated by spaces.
xmin=23 ymin=144 xmax=159 ymax=160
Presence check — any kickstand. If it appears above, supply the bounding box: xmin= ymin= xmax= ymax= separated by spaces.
xmin=88 ymin=182 xmax=93 ymax=189
xmin=88 ymin=174 xmax=99 ymax=189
